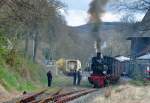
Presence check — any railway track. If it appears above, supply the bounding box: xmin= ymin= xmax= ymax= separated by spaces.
xmin=17 ymin=88 xmax=97 ymax=103
xmin=18 ymin=89 xmax=47 ymax=103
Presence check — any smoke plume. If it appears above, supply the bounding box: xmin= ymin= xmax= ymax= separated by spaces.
xmin=88 ymin=0 xmax=109 ymax=53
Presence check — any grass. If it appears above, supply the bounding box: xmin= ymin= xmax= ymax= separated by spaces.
xmin=46 ymin=75 xmax=72 ymax=92
xmin=0 ymin=65 xmax=37 ymax=92
xmin=0 ymin=53 xmax=91 ymax=94
xmin=80 ymin=80 xmax=92 ymax=88
xmin=52 ymin=75 xmax=72 ymax=86
xmin=45 ymin=74 xmax=92 ymax=94
xmin=24 ymin=59 xmax=47 ymax=85
xmin=0 ymin=53 xmax=48 ymax=93
xmin=129 ymin=80 xmax=147 ymax=86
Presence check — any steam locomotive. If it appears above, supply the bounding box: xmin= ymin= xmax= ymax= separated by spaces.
xmin=88 ymin=52 xmax=123 ymax=88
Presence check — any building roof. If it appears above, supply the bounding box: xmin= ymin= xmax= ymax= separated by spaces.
xmin=136 ymin=46 xmax=150 ymax=57
xmin=126 ymin=29 xmax=150 ymax=38
xmin=141 ymin=9 xmax=150 ymax=26
xmin=127 ymin=9 xmax=150 ymax=38
xmin=127 ymin=36 xmax=150 ymax=40
xmin=137 ymin=53 xmax=150 ymax=60
xmin=115 ymin=56 xmax=130 ymax=62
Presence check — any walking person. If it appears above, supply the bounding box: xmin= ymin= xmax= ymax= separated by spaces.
xmin=47 ymin=70 xmax=52 ymax=87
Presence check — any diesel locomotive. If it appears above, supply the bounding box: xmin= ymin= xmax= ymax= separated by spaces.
xmin=88 ymin=52 xmax=123 ymax=88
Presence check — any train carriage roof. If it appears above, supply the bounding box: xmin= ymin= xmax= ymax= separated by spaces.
xmin=115 ymin=56 xmax=130 ymax=62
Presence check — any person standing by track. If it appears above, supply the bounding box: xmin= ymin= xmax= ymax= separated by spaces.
xmin=73 ymin=69 xmax=82 ymax=85
xmin=77 ymin=69 xmax=82 ymax=85
xmin=47 ymin=70 xmax=52 ymax=87
xmin=73 ymin=69 xmax=77 ymax=85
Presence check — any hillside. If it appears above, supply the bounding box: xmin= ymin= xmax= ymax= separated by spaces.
xmin=0 ymin=55 xmax=47 ymax=87
xmin=46 ymin=22 xmax=135 ymax=65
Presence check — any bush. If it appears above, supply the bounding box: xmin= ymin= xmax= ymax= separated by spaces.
xmin=0 ymin=30 xmax=47 ymax=92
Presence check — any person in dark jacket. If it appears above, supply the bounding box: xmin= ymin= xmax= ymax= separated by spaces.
xmin=73 ymin=70 xmax=77 ymax=85
xmin=47 ymin=70 xmax=52 ymax=87
xmin=77 ymin=69 xmax=82 ymax=85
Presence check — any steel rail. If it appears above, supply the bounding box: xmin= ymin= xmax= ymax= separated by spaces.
xmin=55 ymin=89 xmax=97 ymax=103
xmin=18 ymin=88 xmax=96 ymax=103
xmin=18 ymin=89 xmax=47 ymax=103
xmin=39 ymin=89 xmax=86 ymax=103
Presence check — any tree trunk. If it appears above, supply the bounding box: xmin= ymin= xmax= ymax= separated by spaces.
xmin=24 ymin=32 xmax=29 ymax=57
xmin=33 ymin=30 xmax=39 ymax=62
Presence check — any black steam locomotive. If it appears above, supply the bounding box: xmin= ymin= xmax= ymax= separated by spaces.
xmin=88 ymin=52 xmax=123 ymax=88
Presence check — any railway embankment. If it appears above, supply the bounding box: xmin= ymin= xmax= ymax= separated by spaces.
xmin=0 ymin=56 xmax=48 ymax=102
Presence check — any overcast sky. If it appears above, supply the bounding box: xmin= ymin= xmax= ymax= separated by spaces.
xmin=60 ymin=0 xmax=145 ymax=26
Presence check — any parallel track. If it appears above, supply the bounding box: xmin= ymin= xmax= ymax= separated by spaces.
xmin=17 ymin=88 xmax=97 ymax=103
xmin=55 ymin=89 xmax=97 ymax=103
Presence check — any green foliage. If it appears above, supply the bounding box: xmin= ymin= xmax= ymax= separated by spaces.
xmin=0 ymin=0 xmax=67 ymax=93
xmin=0 ymin=38 xmax=46 ymax=91
xmin=10 ymin=54 xmax=47 ymax=85
xmin=0 ymin=28 xmax=47 ymax=92
xmin=0 ymin=54 xmax=47 ymax=92
xmin=25 ymin=59 xmax=47 ymax=84
xmin=5 ymin=49 xmax=17 ymax=66
xmin=0 ymin=66 xmax=37 ymax=91
xmin=0 ymin=32 xmax=9 ymax=65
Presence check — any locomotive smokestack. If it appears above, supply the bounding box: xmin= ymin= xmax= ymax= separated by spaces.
xmin=94 ymin=40 xmax=101 ymax=53
xmin=88 ymin=0 xmax=109 ymax=53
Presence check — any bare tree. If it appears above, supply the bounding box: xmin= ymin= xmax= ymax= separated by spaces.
xmin=114 ymin=0 xmax=150 ymax=32
xmin=115 ymin=0 xmax=150 ymax=12
xmin=120 ymin=14 xmax=136 ymax=23
xmin=0 ymin=0 xmax=65 ymax=62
